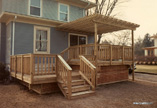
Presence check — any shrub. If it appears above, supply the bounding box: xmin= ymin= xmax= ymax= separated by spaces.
xmin=0 ymin=62 xmax=10 ymax=82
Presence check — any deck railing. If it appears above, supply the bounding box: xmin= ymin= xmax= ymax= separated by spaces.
xmin=56 ymin=55 xmax=72 ymax=99
xmin=10 ymin=54 xmax=57 ymax=83
xmin=79 ymin=56 xmax=96 ymax=90
xmin=61 ymin=44 xmax=133 ymax=62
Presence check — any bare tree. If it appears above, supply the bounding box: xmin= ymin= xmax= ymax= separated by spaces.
xmin=86 ymin=0 xmax=129 ymax=43
xmin=134 ymin=36 xmax=144 ymax=56
xmin=102 ymin=30 xmax=131 ymax=46
xmin=86 ymin=0 xmax=119 ymax=16
xmin=113 ymin=30 xmax=131 ymax=46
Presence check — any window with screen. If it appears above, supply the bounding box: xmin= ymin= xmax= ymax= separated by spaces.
xmin=59 ymin=3 xmax=69 ymax=22
xmin=30 ymin=0 xmax=41 ymax=16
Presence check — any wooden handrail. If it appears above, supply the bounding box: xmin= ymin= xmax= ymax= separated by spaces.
xmin=56 ymin=55 xmax=72 ymax=99
xmin=79 ymin=55 xmax=96 ymax=90
xmin=61 ymin=47 xmax=69 ymax=55
xmin=61 ymin=47 xmax=70 ymax=61
xmin=57 ymin=55 xmax=72 ymax=71
xmin=80 ymin=56 xmax=96 ymax=70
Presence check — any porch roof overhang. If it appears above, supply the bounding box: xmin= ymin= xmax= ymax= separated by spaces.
xmin=56 ymin=14 xmax=140 ymax=35
xmin=0 ymin=12 xmax=64 ymax=27
xmin=55 ymin=0 xmax=97 ymax=9
xmin=143 ymin=47 xmax=157 ymax=50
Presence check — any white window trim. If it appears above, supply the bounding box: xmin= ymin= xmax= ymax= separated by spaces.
xmin=58 ymin=3 xmax=69 ymax=22
xmin=34 ymin=26 xmax=50 ymax=54
xmin=28 ymin=0 xmax=43 ymax=17
xmin=68 ymin=33 xmax=88 ymax=47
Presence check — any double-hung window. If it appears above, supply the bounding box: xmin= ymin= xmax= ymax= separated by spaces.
xmin=59 ymin=3 xmax=69 ymax=22
xmin=34 ymin=26 xmax=50 ymax=54
xmin=30 ymin=0 xmax=41 ymax=16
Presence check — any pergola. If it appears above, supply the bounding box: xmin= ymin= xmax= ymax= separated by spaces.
xmin=57 ymin=14 xmax=140 ymax=81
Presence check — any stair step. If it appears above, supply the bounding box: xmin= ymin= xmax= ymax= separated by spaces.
xmin=64 ymin=85 xmax=90 ymax=93
xmin=72 ymin=79 xmax=85 ymax=86
xmin=72 ymin=75 xmax=81 ymax=80
xmin=71 ymin=90 xmax=95 ymax=99
xmin=60 ymin=79 xmax=85 ymax=87
xmin=71 ymin=71 xmax=79 ymax=75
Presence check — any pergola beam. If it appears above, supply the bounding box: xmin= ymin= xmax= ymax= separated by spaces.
xmin=93 ymin=20 xmax=137 ymax=31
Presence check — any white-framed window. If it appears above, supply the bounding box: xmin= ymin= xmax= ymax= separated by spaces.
xmin=29 ymin=0 xmax=42 ymax=16
xmin=59 ymin=3 xmax=69 ymax=22
xmin=69 ymin=33 xmax=88 ymax=46
xmin=34 ymin=26 xmax=50 ymax=54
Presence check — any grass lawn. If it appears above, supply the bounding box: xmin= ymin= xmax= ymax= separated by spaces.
xmin=135 ymin=65 xmax=157 ymax=74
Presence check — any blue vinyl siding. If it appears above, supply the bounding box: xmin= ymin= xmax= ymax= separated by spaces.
xmin=70 ymin=5 xmax=84 ymax=21
xmin=2 ymin=0 xmax=28 ymax=15
xmin=1 ymin=0 xmax=85 ymax=21
xmin=13 ymin=22 xmax=68 ymax=55
xmin=0 ymin=0 xmax=2 ymax=14
xmin=14 ymin=22 xmax=34 ymax=54
xmin=0 ymin=23 xmax=6 ymax=63
xmin=50 ymin=28 xmax=68 ymax=54
xmin=42 ymin=0 xmax=58 ymax=21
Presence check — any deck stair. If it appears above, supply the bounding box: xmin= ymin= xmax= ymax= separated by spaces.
xmin=56 ymin=55 xmax=96 ymax=99
xmin=58 ymin=71 xmax=95 ymax=99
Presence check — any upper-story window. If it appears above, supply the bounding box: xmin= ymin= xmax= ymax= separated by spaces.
xmin=30 ymin=0 xmax=41 ymax=16
xmin=59 ymin=3 xmax=69 ymax=22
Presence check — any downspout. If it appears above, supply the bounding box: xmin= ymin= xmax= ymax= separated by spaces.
xmin=81 ymin=0 xmax=91 ymax=16
xmin=12 ymin=16 xmax=17 ymax=55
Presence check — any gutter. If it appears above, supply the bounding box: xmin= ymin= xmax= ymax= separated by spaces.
xmin=83 ymin=1 xmax=91 ymax=9
xmin=12 ymin=16 xmax=17 ymax=55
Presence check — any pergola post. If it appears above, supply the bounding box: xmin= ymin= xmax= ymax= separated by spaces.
xmin=94 ymin=23 xmax=98 ymax=56
xmin=94 ymin=23 xmax=98 ymax=86
xmin=131 ymin=30 xmax=135 ymax=81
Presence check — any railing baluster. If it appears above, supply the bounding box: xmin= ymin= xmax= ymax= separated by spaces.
xmin=48 ymin=57 xmax=50 ymax=74
xmin=45 ymin=57 xmax=47 ymax=74
xmin=41 ymin=57 xmax=43 ymax=75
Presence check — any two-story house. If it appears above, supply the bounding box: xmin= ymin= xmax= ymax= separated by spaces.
xmin=0 ymin=0 xmax=139 ymax=99
xmin=0 ymin=0 xmax=96 ymax=64
xmin=144 ymin=34 xmax=157 ymax=56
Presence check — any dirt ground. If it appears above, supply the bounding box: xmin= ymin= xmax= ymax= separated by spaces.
xmin=0 ymin=74 xmax=157 ymax=108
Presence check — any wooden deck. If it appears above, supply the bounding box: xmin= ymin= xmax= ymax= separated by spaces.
xmin=68 ymin=59 xmax=132 ymax=66
xmin=11 ymin=72 xmax=57 ymax=84
xmin=10 ymin=44 xmax=133 ymax=98
xmin=10 ymin=70 xmax=81 ymax=84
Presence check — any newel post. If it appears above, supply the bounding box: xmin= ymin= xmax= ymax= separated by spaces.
xmin=131 ymin=30 xmax=135 ymax=81
xmin=94 ymin=23 xmax=98 ymax=86
xmin=21 ymin=55 xmax=23 ymax=81
xmin=30 ymin=54 xmax=34 ymax=84
xmin=122 ymin=46 xmax=124 ymax=65
xmin=68 ymin=70 xmax=72 ymax=99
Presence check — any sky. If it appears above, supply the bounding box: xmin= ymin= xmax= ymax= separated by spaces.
xmin=117 ymin=0 xmax=157 ymax=39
